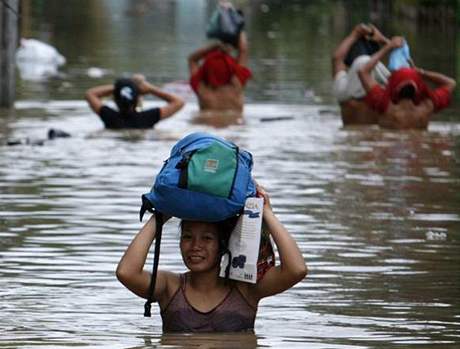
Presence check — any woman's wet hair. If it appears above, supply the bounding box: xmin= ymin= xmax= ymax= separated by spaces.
xmin=113 ymin=78 xmax=139 ymax=113
xmin=214 ymin=215 xmax=239 ymax=254
xmin=216 ymin=216 xmax=239 ymax=279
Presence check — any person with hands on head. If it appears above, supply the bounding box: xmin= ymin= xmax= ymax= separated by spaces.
xmin=188 ymin=31 xmax=252 ymax=113
xmin=358 ymin=36 xmax=456 ymax=129
xmin=116 ymin=185 xmax=307 ymax=333
xmin=85 ymin=74 xmax=184 ymax=129
xmin=332 ymin=23 xmax=391 ymax=125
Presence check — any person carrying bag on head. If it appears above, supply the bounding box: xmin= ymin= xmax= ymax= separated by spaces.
xmin=188 ymin=2 xmax=251 ymax=115
xmin=116 ymin=132 xmax=307 ymax=333
xmin=332 ymin=24 xmax=391 ymax=125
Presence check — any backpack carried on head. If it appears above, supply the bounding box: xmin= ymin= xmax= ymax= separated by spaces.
xmin=140 ymin=132 xmax=256 ymax=316
xmin=206 ymin=5 xmax=245 ymax=47
xmin=344 ymin=38 xmax=380 ymax=67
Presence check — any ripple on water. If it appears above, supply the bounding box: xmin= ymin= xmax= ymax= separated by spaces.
xmin=1 ymin=100 xmax=460 ymax=348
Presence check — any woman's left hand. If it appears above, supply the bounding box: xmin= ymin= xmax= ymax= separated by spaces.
xmin=256 ymin=183 xmax=272 ymax=212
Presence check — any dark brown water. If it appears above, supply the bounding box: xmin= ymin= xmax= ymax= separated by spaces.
xmin=1 ymin=1 xmax=460 ymax=348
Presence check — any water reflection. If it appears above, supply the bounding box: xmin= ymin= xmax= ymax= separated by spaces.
xmin=138 ymin=332 xmax=259 ymax=348
xmin=191 ymin=110 xmax=244 ymax=128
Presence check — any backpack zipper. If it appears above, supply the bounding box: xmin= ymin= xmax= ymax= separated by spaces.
xmin=176 ymin=150 xmax=197 ymax=189
xmin=228 ymin=146 xmax=239 ymax=199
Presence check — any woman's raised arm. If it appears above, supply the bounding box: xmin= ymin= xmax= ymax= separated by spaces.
xmin=116 ymin=215 xmax=171 ymax=300
xmin=250 ymin=186 xmax=307 ymax=300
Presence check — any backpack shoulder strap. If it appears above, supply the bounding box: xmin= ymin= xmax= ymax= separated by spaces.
xmin=144 ymin=211 xmax=164 ymax=317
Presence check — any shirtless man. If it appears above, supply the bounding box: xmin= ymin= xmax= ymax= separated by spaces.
xmin=188 ymin=32 xmax=251 ymax=114
xmin=358 ymin=37 xmax=456 ymax=129
xmin=332 ymin=24 xmax=390 ymax=125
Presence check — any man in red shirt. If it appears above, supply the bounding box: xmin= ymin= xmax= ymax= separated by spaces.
xmin=358 ymin=36 xmax=456 ymax=129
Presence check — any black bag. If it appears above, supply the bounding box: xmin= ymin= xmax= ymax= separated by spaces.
xmin=206 ymin=6 xmax=245 ymax=47
xmin=344 ymin=38 xmax=380 ymax=67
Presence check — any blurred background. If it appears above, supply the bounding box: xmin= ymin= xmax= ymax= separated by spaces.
xmin=12 ymin=0 xmax=460 ymax=113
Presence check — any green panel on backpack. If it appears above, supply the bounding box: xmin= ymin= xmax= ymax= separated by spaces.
xmin=187 ymin=141 xmax=237 ymax=198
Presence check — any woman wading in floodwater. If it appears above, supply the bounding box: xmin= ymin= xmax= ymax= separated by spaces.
xmin=116 ymin=186 xmax=307 ymax=332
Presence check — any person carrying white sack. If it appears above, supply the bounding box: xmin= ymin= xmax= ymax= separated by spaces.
xmin=332 ymin=23 xmax=391 ymax=125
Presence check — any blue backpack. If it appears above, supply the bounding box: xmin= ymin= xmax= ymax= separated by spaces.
xmin=140 ymin=132 xmax=256 ymax=222
xmin=140 ymin=132 xmax=256 ymax=317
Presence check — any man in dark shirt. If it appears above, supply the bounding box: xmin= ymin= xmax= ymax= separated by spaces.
xmin=85 ymin=75 xmax=184 ymax=129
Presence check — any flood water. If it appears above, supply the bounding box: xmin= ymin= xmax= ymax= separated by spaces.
xmin=1 ymin=1 xmax=460 ymax=348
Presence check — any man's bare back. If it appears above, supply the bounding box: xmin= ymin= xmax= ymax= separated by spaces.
xmin=378 ymin=99 xmax=434 ymax=129
xmin=188 ymin=32 xmax=250 ymax=115
xmin=196 ymin=76 xmax=244 ymax=112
